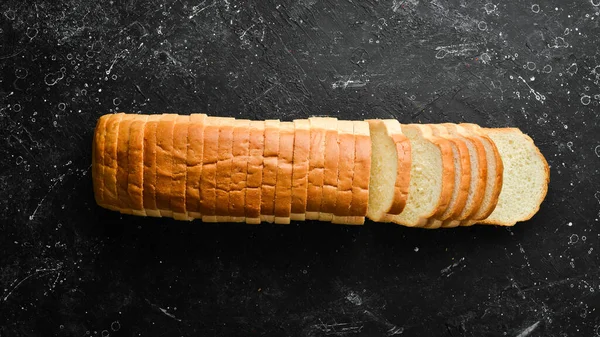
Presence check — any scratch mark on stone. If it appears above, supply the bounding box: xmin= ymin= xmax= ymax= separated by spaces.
xmin=3 ymin=267 xmax=61 ymax=302
xmin=440 ymin=257 xmax=465 ymax=277
xmin=189 ymin=1 xmax=217 ymax=19
xmin=146 ymin=299 xmax=182 ymax=322
xmin=517 ymin=76 xmax=545 ymax=103
xmin=29 ymin=174 xmax=65 ymax=221
xmin=515 ymin=321 xmax=540 ymax=337
xmin=313 ymin=319 xmax=364 ymax=335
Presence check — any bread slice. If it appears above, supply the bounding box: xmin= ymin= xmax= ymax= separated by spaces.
xmin=199 ymin=117 xmax=221 ymax=222
xmin=127 ymin=115 xmax=148 ymax=216
xmin=290 ymin=119 xmax=310 ymax=221
xmin=214 ymin=117 xmax=236 ymax=222
xmin=440 ymin=124 xmax=487 ymax=227
xmin=229 ymin=119 xmax=251 ymax=222
xmin=170 ymin=115 xmax=191 ymax=220
xmin=102 ymin=113 xmax=126 ymax=210
xmin=185 ymin=113 xmax=208 ymax=219
xmin=306 ymin=117 xmax=328 ymax=220
xmin=155 ymin=114 xmax=178 ymax=217
xmin=142 ymin=115 xmax=161 ymax=217
xmin=479 ymin=128 xmax=549 ymax=226
xmin=260 ymin=119 xmax=280 ymax=223
xmin=459 ymin=123 xmax=503 ymax=222
xmin=331 ymin=120 xmax=359 ymax=224
xmin=348 ymin=120 xmax=371 ymax=221
xmin=386 ymin=124 xmax=454 ymax=227
xmin=92 ymin=114 xmax=111 ymax=206
xmin=319 ymin=118 xmax=339 ymax=222
xmin=424 ymin=124 xmax=466 ymax=229
xmin=274 ymin=122 xmax=295 ymax=224
xmin=245 ymin=121 xmax=265 ymax=224
xmin=366 ymin=119 xmax=411 ymax=221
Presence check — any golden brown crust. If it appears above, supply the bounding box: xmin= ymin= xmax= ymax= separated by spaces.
xmin=349 ymin=121 xmax=371 ymax=218
xmin=425 ymin=124 xmax=470 ymax=228
xmin=388 ymin=125 xmax=411 ymax=215
xmin=185 ymin=114 xmax=207 ymax=218
xmin=245 ymin=121 xmax=265 ymax=223
xmin=274 ymin=122 xmax=295 ymax=224
xmin=229 ymin=119 xmax=251 ymax=221
xmin=199 ymin=117 xmax=220 ymax=219
xmin=331 ymin=120 xmax=363 ymax=225
xmin=260 ymin=120 xmax=280 ymax=222
xmin=460 ymin=123 xmax=503 ymax=221
xmin=127 ymin=115 xmax=148 ymax=215
xmin=440 ymin=124 xmax=487 ymax=227
xmin=155 ymin=114 xmax=178 ymax=217
xmin=170 ymin=115 xmax=190 ymax=220
xmin=102 ymin=113 xmax=125 ymax=208
xmin=417 ymin=125 xmax=455 ymax=228
xmin=319 ymin=119 xmax=339 ymax=221
xmin=92 ymin=114 xmax=111 ymax=206
xmin=215 ymin=117 xmax=235 ymax=217
xmin=116 ymin=115 xmax=136 ymax=212
xmin=306 ymin=118 xmax=328 ymax=220
xmin=290 ymin=119 xmax=310 ymax=221
xmin=142 ymin=115 xmax=161 ymax=217
xmin=332 ymin=120 xmax=355 ymax=217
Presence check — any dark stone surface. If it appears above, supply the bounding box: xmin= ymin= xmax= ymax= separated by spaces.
xmin=1 ymin=0 xmax=599 ymax=336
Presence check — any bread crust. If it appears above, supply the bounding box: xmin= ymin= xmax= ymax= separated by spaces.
xmin=142 ymin=115 xmax=161 ymax=217
xmin=155 ymin=114 xmax=178 ymax=217
xmin=103 ymin=113 xmax=125 ymax=208
xmin=440 ymin=124 xmax=487 ymax=227
xmin=319 ymin=118 xmax=339 ymax=221
xmin=215 ymin=117 xmax=235 ymax=221
xmin=186 ymin=114 xmax=207 ymax=218
xmin=306 ymin=118 xmax=327 ymax=220
xmin=245 ymin=121 xmax=265 ymax=223
xmin=199 ymin=117 xmax=221 ymax=221
xmin=229 ymin=119 xmax=251 ymax=222
xmin=290 ymin=119 xmax=310 ymax=221
xmin=331 ymin=120 xmax=362 ymax=224
xmin=170 ymin=115 xmax=191 ymax=220
xmin=127 ymin=115 xmax=149 ymax=216
xmin=274 ymin=122 xmax=295 ymax=224
xmin=460 ymin=123 xmax=503 ymax=221
xmin=260 ymin=119 xmax=280 ymax=223
xmin=425 ymin=124 xmax=470 ymax=229
xmin=349 ymin=121 xmax=371 ymax=218
xmin=92 ymin=114 xmax=111 ymax=206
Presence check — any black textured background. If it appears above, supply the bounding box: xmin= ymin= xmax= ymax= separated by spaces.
xmin=1 ymin=0 xmax=599 ymax=336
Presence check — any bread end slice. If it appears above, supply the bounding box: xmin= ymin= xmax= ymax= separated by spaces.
xmin=480 ymin=128 xmax=549 ymax=226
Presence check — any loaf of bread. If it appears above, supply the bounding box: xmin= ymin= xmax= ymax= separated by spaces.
xmin=92 ymin=113 xmax=549 ymax=227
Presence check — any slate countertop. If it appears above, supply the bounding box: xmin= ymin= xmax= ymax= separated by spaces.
xmin=1 ymin=0 xmax=599 ymax=336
